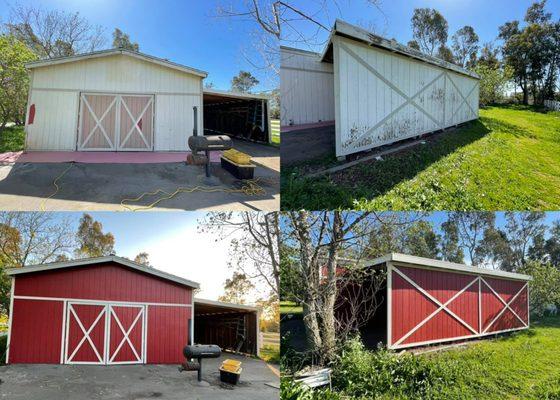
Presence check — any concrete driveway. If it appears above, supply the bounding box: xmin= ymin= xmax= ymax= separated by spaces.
xmin=0 ymin=140 xmax=279 ymax=211
xmin=0 ymin=354 xmax=279 ymax=400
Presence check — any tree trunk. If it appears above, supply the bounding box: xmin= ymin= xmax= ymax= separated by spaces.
xmin=320 ymin=212 xmax=342 ymax=363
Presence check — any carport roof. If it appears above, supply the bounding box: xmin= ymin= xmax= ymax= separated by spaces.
xmin=5 ymin=255 xmax=200 ymax=288
xmin=194 ymin=298 xmax=259 ymax=315
xmin=25 ymin=48 xmax=208 ymax=78
xmin=203 ymin=88 xmax=270 ymax=101
xmin=367 ymin=253 xmax=532 ymax=281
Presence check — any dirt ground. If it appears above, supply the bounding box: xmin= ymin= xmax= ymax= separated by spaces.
xmin=280 ymin=124 xmax=335 ymax=166
xmin=0 ymin=354 xmax=279 ymax=400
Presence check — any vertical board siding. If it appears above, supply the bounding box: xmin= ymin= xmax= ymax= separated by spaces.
xmin=147 ymin=305 xmax=190 ymax=363
xmin=280 ymin=47 xmax=335 ymax=126
xmin=26 ymin=54 xmax=203 ymax=151
xmin=390 ymin=265 xmax=528 ymax=348
xmin=9 ymin=299 xmax=63 ymax=363
xmin=109 ymin=306 xmax=144 ymax=363
xmin=26 ymin=90 xmax=78 ymax=150
xmin=67 ymin=304 xmax=106 ymax=363
xmin=14 ymin=262 xmax=192 ymax=305
xmin=334 ymin=36 xmax=479 ymax=157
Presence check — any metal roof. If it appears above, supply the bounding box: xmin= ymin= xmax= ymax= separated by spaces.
xmin=203 ymin=88 xmax=270 ymax=101
xmin=319 ymin=19 xmax=479 ymax=80
xmin=194 ymin=298 xmax=259 ymax=312
xmin=25 ymin=48 xmax=208 ymax=78
xmin=369 ymin=253 xmax=532 ymax=281
xmin=5 ymin=255 xmax=200 ymax=289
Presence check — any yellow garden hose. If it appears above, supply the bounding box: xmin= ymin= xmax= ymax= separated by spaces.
xmin=120 ymin=178 xmax=267 ymax=211
xmin=40 ymin=162 xmax=74 ymax=211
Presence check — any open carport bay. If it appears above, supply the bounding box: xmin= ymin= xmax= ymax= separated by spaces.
xmin=0 ymin=140 xmax=279 ymax=211
xmin=0 ymin=354 xmax=279 ymax=400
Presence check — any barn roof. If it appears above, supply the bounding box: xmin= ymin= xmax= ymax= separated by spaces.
xmin=318 ymin=19 xmax=479 ymax=80
xmin=25 ymin=48 xmax=208 ymax=78
xmin=194 ymin=298 xmax=259 ymax=314
xmin=5 ymin=255 xmax=200 ymax=289
xmin=369 ymin=253 xmax=531 ymax=281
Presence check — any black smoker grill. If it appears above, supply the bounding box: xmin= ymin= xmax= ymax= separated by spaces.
xmin=180 ymin=344 xmax=222 ymax=382
xmin=188 ymin=135 xmax=233 ymax=177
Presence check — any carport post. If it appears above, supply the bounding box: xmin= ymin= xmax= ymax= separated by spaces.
xmin=5 ymin=277 xmax=15 ymax=364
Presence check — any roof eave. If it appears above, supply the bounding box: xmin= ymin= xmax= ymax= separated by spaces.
xmin=25 ymin=48 xmax=208 ymax=78
xmin=323 ymin=19 xmax=480 ymax=80
xmin=194 ymin=297 xmax=260 ymax=312
xmin=373 ymin=253 xmax=532 ymax=281
xmin=5 ymin=255 xmax=201 ymax=289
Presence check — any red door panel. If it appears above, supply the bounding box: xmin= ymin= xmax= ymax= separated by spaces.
xmin=108 ymin=305 xmax=144 ymax=364
xmin=66 ymin=303 xmax=106 ymax=364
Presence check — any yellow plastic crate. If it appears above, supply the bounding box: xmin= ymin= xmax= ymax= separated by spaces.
xmin=223 ymin=149 xmax=251 ymax=165
xmin=220 ymin=359 xmax=242 ymax=373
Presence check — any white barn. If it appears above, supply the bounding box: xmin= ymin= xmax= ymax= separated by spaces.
xmin=25 ymin=49 xmax=271 ymax=152
xmin=281 ymin=20 xmax=480 ymax=158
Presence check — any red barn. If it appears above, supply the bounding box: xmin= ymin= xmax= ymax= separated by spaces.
xmin=361 ymin=254 xmax=531 ymax=349
xmin=5 ymin=256 xmax=260 ymax=364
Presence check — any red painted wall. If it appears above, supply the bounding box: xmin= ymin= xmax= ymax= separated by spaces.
xmin=390 ymin=265 xmax=529 ymax=348
xmin=14 ymin=261 xmax=192 ymax=304
xmin=9 ymin=299 xmax=64 ymax=363
xmin=147 ymin=306 xmax=191 ymax=364
xmin=9 ymin=262 xmax=193 ymax=364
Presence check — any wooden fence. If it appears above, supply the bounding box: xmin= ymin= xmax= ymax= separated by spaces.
xmin=544 ymin=99 xmax=560 ymax=111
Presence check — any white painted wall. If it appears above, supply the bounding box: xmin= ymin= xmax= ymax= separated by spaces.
xmin=280 ymin=47 xmax=334 ymax=126
xmin=333 ymin=36 xmax=479 ymax=157
xmin=25 ymin=54 xmax=203 ymax=151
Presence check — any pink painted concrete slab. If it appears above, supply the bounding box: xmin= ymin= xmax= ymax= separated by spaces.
xmin=0 ymin=151 xmax=222 ymax=164
xmin=281 ymin=120 xmax=335 ymax=133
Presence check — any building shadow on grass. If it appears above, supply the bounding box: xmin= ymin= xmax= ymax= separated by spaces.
xmin=282 ymin=119 xmax=491 ymax=210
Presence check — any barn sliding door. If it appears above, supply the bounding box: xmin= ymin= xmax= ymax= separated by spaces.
xmin=78 ymin=93 xmax=154 ymax=151
xmin=64 ymin=302 xmax=146 ymax=365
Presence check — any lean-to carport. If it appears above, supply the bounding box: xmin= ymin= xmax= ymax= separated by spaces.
xmin=203 ymin=89 xmax=270 ymax=143
xmin=194 ymin=298 xmax=260 ymax=356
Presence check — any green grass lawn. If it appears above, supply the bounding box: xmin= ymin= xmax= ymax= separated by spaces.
xmin=0 ymin=125 xmax=25 ymax=153
xmin=271 ymin=119 xmax=280 ymax=145
xmin=422 ymin=316 xmax=560 ymax=399
xmin=281 ymin=105 xmax=560 ymax=210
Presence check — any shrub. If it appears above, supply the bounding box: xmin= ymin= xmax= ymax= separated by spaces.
xmin=518 ymin=261 xmax=560 ymax=318
xmin=280 ymin=379 xmax=343 ymax=400
xmin=0 ymin=334 xmax=7 ymax=364
xmin=331 ymin=338 xmax=457 ymax=399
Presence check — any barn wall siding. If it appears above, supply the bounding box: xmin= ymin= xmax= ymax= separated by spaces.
xmin=147 ymin=305 xmax=190 ymax=364
xmin=9 ymin=299 xmax=64 ymax=363
xmin=25 ymin=54 xmax=203 ymax=151
xmin=334 ymin=36 xmax=479 ymax=157
xmin=14 ymin=262 xmax=192 ymax=305
xmin=280 ymin=47 xmax=335 ymax=126
xmin=389 ymin=263 xmax=528 ymax=349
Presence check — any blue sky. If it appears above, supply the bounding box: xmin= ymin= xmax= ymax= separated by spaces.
xmin=44 ymin=212 xmax=268 ymax=301
xmin=282 ymin=0 xmax=560 ymax=52
xmin=0 ymin=0 xmax=278 ymax=92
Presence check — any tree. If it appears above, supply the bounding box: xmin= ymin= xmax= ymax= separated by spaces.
xmin=218 ymin=272 xmax=255 ymax=304
xmin=231 ymin=71 xmax=259 ymax=93
xmin=478 ymin=42 xmax=500 ymax=69
xmin=5 ymin=4 xmax=105 ymax=58
xmin=407 ymin=40 xmax=421 ymax=51
xmin=0 ymin=212 xmax=74 ymax=314
xmin=544 ymin=221 xmax=560 ymax=267
xmin=448 ymin=212 xmax=495 ymax=266
xmin=502 ymin=212 xmax=546 ymax=271
xmin=75 ymin=214 xmax=115 ymax=258
xmin=402 ymin=220 xmax=439 ymax=259
xmin=440 ymin=219 xmax=464 ymax=263
xmin=112 ymin=28 xmax=139 ymax=51
xmin=518 ymin=260 xmax=560 ymax=318
xmin=199 ymin=212 xmax=280 ymax=296
xmin=0 ymin=35 xmax=37 ymax=130
xmin=436 ymin=45 xmax=454 ymax=63
xmin=410 ymin=8 xmax=448 ymax=56
xmin=134 ymin=252 xmax=150 ymax=266
xmin=451 ymin=26 xmax=479 ymax=68
xmin=473 ymin=63 xmax=513 ymax=106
